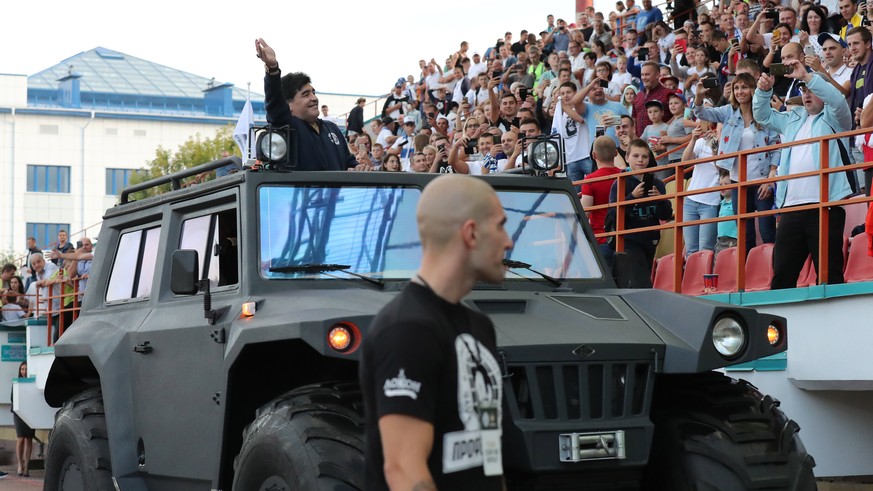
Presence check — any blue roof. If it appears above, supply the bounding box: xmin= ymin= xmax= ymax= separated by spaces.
xmin=27 ymin=47 xmax=265 ymax=118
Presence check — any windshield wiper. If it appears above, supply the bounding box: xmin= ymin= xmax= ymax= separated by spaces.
xmin=502 ymin=259 xmax=562 ymax=287
xmin=268 ymin=263 xmax=385 ymax=289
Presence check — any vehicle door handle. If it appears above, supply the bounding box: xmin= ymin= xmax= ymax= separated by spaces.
xmin=133 ymin=342 xmax=153 ymax=354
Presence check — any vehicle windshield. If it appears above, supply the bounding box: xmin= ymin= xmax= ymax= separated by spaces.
xmin=259 ymin=185 xmax=601 ymax=281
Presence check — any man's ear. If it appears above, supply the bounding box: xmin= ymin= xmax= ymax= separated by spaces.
xmin=460 ymin=219 xmax=478 ymax=247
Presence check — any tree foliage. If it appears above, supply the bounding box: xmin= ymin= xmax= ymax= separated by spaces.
xmin=127 ymin=125 xmax=238 ymax=200
xmin=0 ymin=249 xmax=19 ymax=267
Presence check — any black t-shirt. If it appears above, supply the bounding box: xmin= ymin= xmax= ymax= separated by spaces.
xmin=52 ymin=242 xmax=73 ymax=265
xmin=428 ymin=94 xmax=451 ymax=116
xmin=382 ymin=94 xmax=410 ymax=117
xmin=495 ymin=116 xmax=521 ymax=134
xmin=706 ymin=44 xmax=721 ymax=66
xmin=437 ymin=160 xmax=456 ymax=173
xmin=360 ymin=283 xmax=503 ymax=491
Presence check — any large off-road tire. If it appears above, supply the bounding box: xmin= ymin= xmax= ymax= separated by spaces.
xmin=645 ymin=372 xmax=817 ymax=491
xmin=44 ymin=387 xmax=115 ymax=491
xmin=232 ymin=381 xmax=365 ymax=491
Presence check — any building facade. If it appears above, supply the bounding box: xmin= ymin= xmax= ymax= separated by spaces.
xmin=0 ymin=47 xmax=269 ymax=255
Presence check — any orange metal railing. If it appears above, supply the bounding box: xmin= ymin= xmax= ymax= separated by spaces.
xmin=578 ymin=127 xmax=873 ymax=293
xmin=26 ymin=275 xmax=83 ymax=346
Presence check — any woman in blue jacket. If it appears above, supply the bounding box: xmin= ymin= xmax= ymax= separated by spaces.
xmin=693 ymin=73 xmax=781 ymax=255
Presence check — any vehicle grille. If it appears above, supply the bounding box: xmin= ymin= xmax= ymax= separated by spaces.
xmin=506 ymin=361 xmax=652 ymax=421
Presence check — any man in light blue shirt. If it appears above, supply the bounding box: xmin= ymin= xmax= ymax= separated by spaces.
xmin=753 ymin=61 xmax=853 ymax=289
xmin=636 ymin=0 xmax=663 ymax=35
xmin=576 ymin=81 xmax=629 ymax=147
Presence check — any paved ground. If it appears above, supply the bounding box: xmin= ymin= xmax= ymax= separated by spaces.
xmin=0 ymin=462 xmax=869 ymax=490
xmin=0 ymin=463 xmax=44 ymax=489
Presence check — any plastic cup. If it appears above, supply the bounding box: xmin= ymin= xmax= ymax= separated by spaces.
xmin=703 ymin=273 xmax=719 ymax=292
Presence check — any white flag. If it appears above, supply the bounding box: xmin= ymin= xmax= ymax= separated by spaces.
xmin=233 ymin=98 xmax=255 ymax=161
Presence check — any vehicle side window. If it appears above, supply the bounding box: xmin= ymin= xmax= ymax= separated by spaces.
xmin=138 ymin=228 xmax=161 ymax=298
xmin=106 ymin=227 xmax=162 ymax=302
xmin=179 ymin=215 xmax=211 ymax=281
xmin=179 ymin=210 xmax=238 ymax=288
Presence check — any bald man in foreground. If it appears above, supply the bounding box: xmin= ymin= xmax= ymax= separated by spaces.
xmin=360 ymin=174 xmax=513 ymax=491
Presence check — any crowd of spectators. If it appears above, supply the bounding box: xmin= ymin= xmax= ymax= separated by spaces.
xmin=1 ymin=231 xmax=93 ymax=340
xmin=326 ymin=0 xmax=873 ymax=287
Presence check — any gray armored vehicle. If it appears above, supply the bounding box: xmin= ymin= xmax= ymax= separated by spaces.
xmin=42 ymin=156 xmax=815 ymax=490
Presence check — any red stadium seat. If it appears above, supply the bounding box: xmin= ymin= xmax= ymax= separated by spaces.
xmin=843 ymin=202 xmax=867 ymax=237
xmin=653 ymin=253 xmax=679 ymax=291
xmin=713 ymin=247 xmax=738 ymax=293
xmin=796 ymin=255 xmax=816 ymax=287
xmin=681 ymin=250 xmax=714 ymax=296
xmin=844 ymin=233 xmax=873 ymax=283
xmin=745 ymin=243 xmax=774 ymax=292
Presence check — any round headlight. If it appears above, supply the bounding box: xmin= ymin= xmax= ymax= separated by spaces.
xmin=712 ymin=316 xmax=746 ymax=358
xmin=529 ymin=140 xmax=560 ymax=171
xmin=258 ymin=131 xmax=288 ymax=161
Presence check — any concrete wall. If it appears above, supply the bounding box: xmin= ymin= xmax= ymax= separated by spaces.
xmin=0 ymin=74 xmax=27 ymax=107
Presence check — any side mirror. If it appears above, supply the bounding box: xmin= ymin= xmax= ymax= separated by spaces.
xmin=171 ymin=250 xmax=200 ymax=295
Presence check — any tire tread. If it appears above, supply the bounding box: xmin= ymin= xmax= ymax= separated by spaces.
xmin=646 ymin=373 xmax=816 ymax=491
xmin=44 ymin=388 xmax=114 ymax=491
xmin=233 ymin=381 xmax=364 ymax=491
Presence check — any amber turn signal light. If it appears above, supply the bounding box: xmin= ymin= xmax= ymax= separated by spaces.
xmin=328 ymin=322 xmax=362 ymax=354
xmin=767 ymin=324 xmax=780 ymax=346
xmin=328 ymin=326 xmax=352 ymax=351
xmin=241 ymin=302 xmax=257 ymax=318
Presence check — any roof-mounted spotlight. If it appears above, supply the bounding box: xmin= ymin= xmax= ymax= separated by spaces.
xmin=252 ymin=124 xmax=296 ymax=171
xmin=521 ymin=134 xmax=565 ymax=176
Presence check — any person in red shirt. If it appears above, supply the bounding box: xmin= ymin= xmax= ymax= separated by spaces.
xmin=581 ymin=136 xmax=624 ymax=276
xmin=632 ymin=61 xmax=674 ymax=134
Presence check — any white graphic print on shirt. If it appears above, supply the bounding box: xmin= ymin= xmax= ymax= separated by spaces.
xmin=382 ymin=369 xmax=422 ymax=399
xmin=442 ymin=333 xmax=503 ymax=476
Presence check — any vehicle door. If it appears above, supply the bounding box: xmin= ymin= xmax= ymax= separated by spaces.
xmin=128 ymin=192 xmax=240 ymax=485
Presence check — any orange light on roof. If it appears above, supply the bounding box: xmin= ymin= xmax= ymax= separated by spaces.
xmin=241 ymin=302 xmax=256 ymax=318
xmin=329 ymin=326 xmax=352 ymax=351
xmin=767 ymin=324 xmax=780 ymax=346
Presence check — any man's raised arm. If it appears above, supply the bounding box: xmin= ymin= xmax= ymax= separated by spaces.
xmin=256 ymin=38 xmax=293 ymax=126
